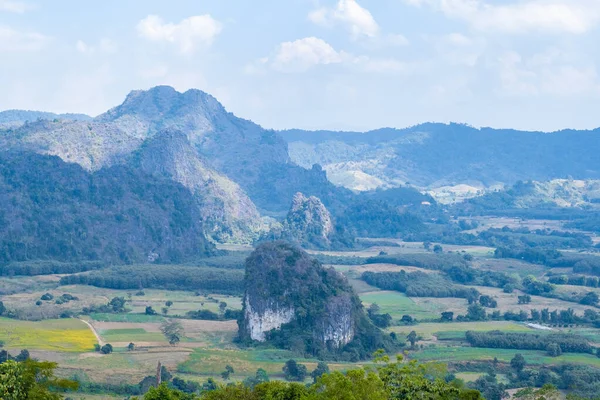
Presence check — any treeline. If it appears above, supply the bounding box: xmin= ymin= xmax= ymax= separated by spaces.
xmin=60 ymin=265 xmax=243 ymax=294
xmin=494 ymin=247 xmax=562 ymax=265
xmin=366 ymin=253 xmax=515 ymax=290
xmin=362 ymin=271 xmax=478 ymax=299
xmin=365 ymin=253 xmax=469 ymax=270
xmin=465 ymin=331 xmax=593 ymax=354
xmin=336 ymin=200 xmax=425 ymax=238
xmin=0 ymin=260 xmax=106 ymax=276
xmin=548 ymin=274 xmax=600 ymax=287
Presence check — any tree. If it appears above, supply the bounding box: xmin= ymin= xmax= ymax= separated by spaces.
xmin=0 ymin=360 xmax=78 ymax=400
xmin=109 ymin=297 xmax=126 ymax=313
xmin=367 ymin=303 xmax=381 ymax=316
xmin=514 ymin=384 xmax=561 ymax=400
xmin=0 ymin=301 xmax=5 ymax=315
xmin=100 ymin=344 xmax=113 ymax=354
xmin=546 ymin=343 xmax=562 ymax=357
xmin=467 ymin=304 xmax=487 ymax=321
xmin=433 ymin=244 xmax=443 ymax=254
xmin=424 ymin=241 xmax=432 ymax=251
xmin=142 ymin=382 xmax=189 ymax=400
xmin=580 ymin=292 xmax=599 ymax=306
xmin=161 ymin=320 xmax=184 ymax=345
xmin=407 ymin=331 xmax=418 ymax=348
xmin=15 ymin=349 xmax=29 ymax=362
xmin=282 ymin=359 xmax=308 ymax=382
xmin=518 ymin=295 xmax=532 ymax=304
xmin=511 ymin=354 xmax=526 ymax=372
xmin=221 ymin=365 xmax=234 ymax=380
xmin=219 ymin=302 xmax=227 ymax=315
xmin=441 ymin=311 xmax=454 ymax=322
xmin=309 ymin=369 xmax=387 ymax=400
xmin=503 ymin=284 xmax=515 ymax=293
xmin=128 ymin=342 xmax=135 ymax=351
xmin=479 ymin=295 xmax=498 ymax=308
xmin=145 ymin=306 xmax=157 ymax=315
xmin=401 ymin=315 xmax=414 ymax=324
xmin=162 ymin=307 xmax=169 ymax=315
xmin=165 ymin=300 xmax=173 ymax=307
xmin=311 ymin=361 xmax=330 ymax=383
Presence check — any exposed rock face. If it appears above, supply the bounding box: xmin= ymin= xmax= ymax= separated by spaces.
xmin=240 ymin=242 xmax=361 ymax=350
xmin=131 ymin=131 xmax=264 ymax=243
xmin=281 ymin=192 xmax=334 ymax=248
xmin=244 ymin=297 xmax=294 ymax=341
xmin=315 ymin=294 xmax=355 ymax=348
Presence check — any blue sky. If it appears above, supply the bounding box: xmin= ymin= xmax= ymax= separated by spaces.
xmin=1 ymin=0 xmax=599 ymax=131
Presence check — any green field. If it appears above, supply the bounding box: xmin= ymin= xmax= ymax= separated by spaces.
xmin=178 ymin=348 xmax=363 ymax=379
xmin=390 ymin=321 xmax=533 ymax=339
xmin=411 ymin=346 xmax=600 ymax=367
xmin=98 ymin=328 xmax=165 ymax=343
xmin=90 ymin=313 xmax=166 ymax=323
xmin=0 ymin=317 xmax=96 ymax=352
xmin=360 ymin=291 xmax=442 ymax=320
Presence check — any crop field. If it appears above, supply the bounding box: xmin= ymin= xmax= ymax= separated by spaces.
xmin=0 ymin=317 xmax=96 ymax=352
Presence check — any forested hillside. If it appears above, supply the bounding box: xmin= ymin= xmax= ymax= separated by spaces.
xmin=0 ymin=151 xmax=214 ymax=264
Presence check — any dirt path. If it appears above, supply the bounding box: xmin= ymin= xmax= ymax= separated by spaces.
xmin=78 ymin=318 xmax=104 ymax=346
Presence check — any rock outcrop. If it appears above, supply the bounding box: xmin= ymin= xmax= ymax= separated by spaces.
xmin=239 ymin=242 xmax=384 ymax=358
xmin=282 ymin=192 xmax=334 ymax=248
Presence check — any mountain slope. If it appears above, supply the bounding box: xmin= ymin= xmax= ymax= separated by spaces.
xmin=0 ymin=151 xmax=214 ymax=265
xmin=130 ymin=130 xmax=265 ymax=243
xmin=281 ymin=123 xmax=600 ymax=191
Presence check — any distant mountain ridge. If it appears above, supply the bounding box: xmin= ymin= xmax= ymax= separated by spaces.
xmin=0 ymin=86 xmax=351 ymax=246
xmin=0 ymin=110 xmax=91 ymax=129
xmin=280 ymin=124 xmax=600 ymax=191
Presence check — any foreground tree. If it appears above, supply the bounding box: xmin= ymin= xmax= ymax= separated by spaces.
xmin=0 ymin=359 xmax=78 ymax=400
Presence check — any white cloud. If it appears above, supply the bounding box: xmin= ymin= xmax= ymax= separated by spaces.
xmin=385 ymin=33 xmax=410 ymax=46
xmin=403 ymin=0 xmax=600 ymax=34
xmin=137 ymin=14 xmax=222 ymax=53
xmin=0 ymin=25 xmax=48 ymax=51
xmin=495 ymin=49 xmax=600 ymax=97
xmin=271 ymin=37 xmax=347 ymax=72
xmin=0 ymin=0 xmax=34 ymax=13
xmin=309 ymin=0 xmax=379 ymax=38
xmin=76 ymin=38 xmax=118 ymax=55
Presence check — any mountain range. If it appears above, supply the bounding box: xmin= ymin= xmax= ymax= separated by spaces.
xmin=1 ymin=86 xmax=600 ymax=256
xmin=281 ymin=124 xmax=600 ymax=192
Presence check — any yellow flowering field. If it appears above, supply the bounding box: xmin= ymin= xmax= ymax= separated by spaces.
xmin=0 ymin=317 xmax=96 ymax=352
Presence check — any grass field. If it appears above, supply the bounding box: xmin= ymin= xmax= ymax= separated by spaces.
xmin=411 ymin=346 xmax=600 ymax=367
xmin=360 ymin=291 xmax=442 ymax=320
xmin=0 ymin=317 xmax=96 ymax=352
xmin=178 ymin=348 xmax=362 ymax=379
xmin=98 ymin=328 xmax=165 ymax=343
xmin=389 ymin=321 xmax=533 ymax=339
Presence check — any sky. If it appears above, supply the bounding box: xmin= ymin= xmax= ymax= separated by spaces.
xmin=1 ymin=0 xmax=600 ymax=132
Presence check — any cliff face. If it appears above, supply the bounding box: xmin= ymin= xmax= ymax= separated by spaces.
xmin=131 ymin=131 xmax=265 ymax=243
xmin=240 ymin=241 xmax=360 ymax=351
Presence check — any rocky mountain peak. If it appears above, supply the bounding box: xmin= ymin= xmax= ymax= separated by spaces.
xmin=285 ymin=192 xmax=334 ymax=246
